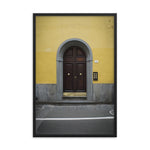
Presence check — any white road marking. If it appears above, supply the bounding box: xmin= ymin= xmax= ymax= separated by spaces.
xmin=109 ymin=110 xmax=114 ymax=116
xmin=36 ymin=116 xmax=114 ymax=121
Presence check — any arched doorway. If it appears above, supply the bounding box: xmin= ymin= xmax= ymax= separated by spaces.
xmin=56 ymin=38 xmax=93 ymax=101
xmin=63 ymin=46 xmax=86 ymax=92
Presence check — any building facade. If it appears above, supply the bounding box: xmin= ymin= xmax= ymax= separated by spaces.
xmin=36 ymin=16 xmax=114 ymax=103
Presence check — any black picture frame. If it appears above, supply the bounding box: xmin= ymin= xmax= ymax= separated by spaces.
xmin=33 ymin=13 xmax=117 ymax=137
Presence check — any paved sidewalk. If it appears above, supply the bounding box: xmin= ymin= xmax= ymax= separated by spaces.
xmin=36 ymin=104 xmax=114 ymax=118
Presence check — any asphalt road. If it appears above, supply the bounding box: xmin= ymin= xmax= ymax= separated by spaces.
xmin=35 ymin=104 xmax=115 ymax=136
xmin=36 ymin=119 xmax=114 ymax=136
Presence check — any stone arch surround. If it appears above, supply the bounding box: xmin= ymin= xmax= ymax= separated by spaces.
xmin=56 ymin=38 xmax=93 ymax=100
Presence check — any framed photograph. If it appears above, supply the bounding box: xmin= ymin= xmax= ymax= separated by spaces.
xmin=33 ymin=13 xmax=117 ymax=137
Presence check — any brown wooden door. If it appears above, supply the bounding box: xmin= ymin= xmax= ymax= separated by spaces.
xmin=63 ymin=46 xmax=86 ymax=92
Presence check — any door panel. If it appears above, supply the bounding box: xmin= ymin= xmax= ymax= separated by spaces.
xmin=63 ymin=46 xmax=86 ymax=92
xmin=63 ymin=63 xmax=73 ymax=91
xmin=76 ymin=63 xmax=86 ymax=91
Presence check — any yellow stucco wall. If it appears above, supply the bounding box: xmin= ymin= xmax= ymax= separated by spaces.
xmin=36 ymin=16 xmax=114 ymax=84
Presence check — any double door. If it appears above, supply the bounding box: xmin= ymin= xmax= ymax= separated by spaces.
xmin=63 ymin=46 xmax=86 ymax=92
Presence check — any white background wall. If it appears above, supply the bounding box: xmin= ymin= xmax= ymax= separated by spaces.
xmin=0 ymin=0 xmax=150 ymax=150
